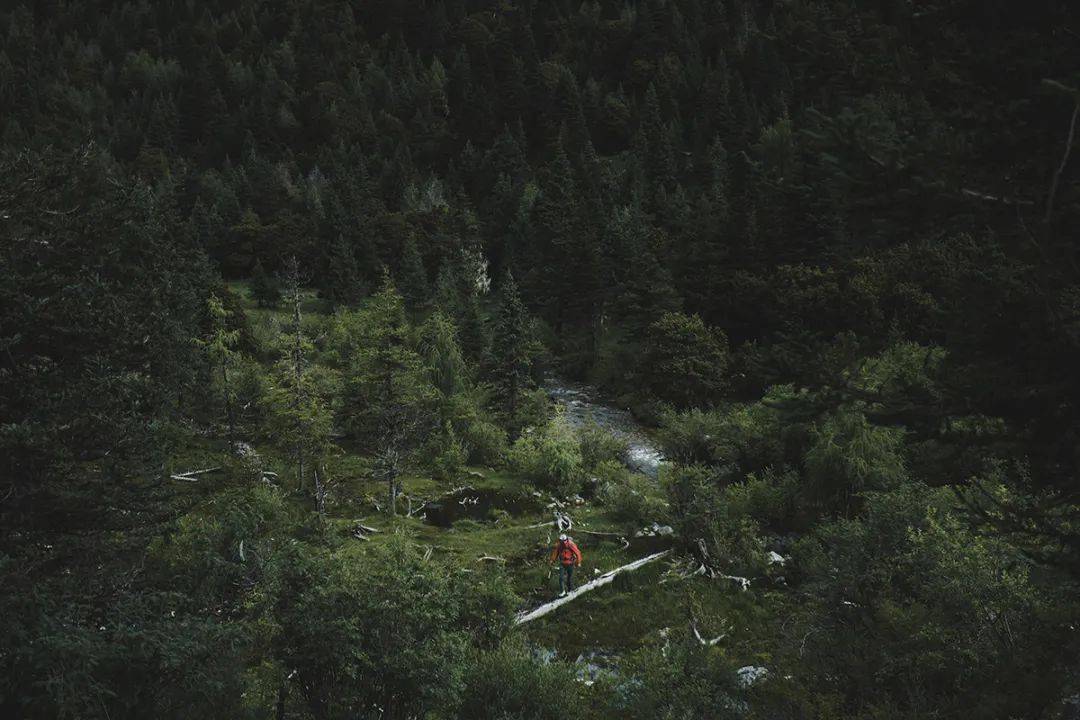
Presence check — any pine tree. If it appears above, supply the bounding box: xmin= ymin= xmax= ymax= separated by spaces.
xmin=250 ymin=259 xmax=282 ymax=308
xmin=323 ymin=233 xmax=363 ymax=307
xmin=490 ymin=273 xmax=535 ymax=429
xmin=397 ymin=234 xmax=429 ymax=311
xmin=534 ymin=130 xmax=594 ymax=329
xmin=339 ymin=273 xmax=437 ymax=511
xmin=197 ymin=294 xmax=242 ymax=441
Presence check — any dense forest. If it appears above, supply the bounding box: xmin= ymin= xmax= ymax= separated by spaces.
xmin=2 ymin=0 xmax=1080 ymax=718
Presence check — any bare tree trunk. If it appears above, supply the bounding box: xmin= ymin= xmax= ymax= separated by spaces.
xmin=222 ymin=364 xmax=235 ymax=443
xmin=1045 ymin=96 xmax=1080 ymax=226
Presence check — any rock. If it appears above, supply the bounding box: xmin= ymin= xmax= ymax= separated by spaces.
xmin=570 ymin=494 xmax=585 ymax=505
xmin=574 ymin=650 xmax=617 ymax=686
xmin=466 ymin=469 xmax=485 ymax=479
xmin=531 ymin=647 xmax=557 ymax=665
xmin=767 ymin=551 xmax=786 ymax=566
xmin=654 ymin=524 xmax=674 ymax=537
xmin=736 ymin=665 xmax=768 ymax=688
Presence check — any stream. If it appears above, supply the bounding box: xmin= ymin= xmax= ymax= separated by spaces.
xmin=544 ymin=375 xmax=663 ymax=478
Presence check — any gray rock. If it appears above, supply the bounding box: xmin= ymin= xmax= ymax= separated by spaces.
xmin=736 ymin=665 xmax=768 ymax=688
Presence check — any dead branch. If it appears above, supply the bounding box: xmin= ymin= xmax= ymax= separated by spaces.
xmin=169 ymin=466 xmax=222 ymax=482
xmin=691 ymin=618 xmax=727 ymax=646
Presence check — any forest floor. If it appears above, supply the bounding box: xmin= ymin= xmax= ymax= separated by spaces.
xmin=173 ymin=283 xmax=783 ymax=673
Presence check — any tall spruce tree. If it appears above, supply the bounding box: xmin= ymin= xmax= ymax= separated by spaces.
xmin=490 ymin=273 xmax=535 ymax=429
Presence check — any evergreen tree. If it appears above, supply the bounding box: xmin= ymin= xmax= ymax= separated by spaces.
xmin=322 ymin=233 xmax=363 ymax=307
xmin=249 ymin=258 xmax=282 ymax=308
xmin=338 ymin=273 xmax=436 ymax=511
xmin=490 ymin=273 xmax=535 ymax=429
xmin=196 ymin=294 xmax=242 ymax=441
xmin=397 ymin=233 xmax=429 ymax=311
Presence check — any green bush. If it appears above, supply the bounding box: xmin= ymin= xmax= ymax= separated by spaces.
xmin=598 ymin=469 xmax=668 ymax=532
xmin=461 ymin=419 xmax=509 ymax=466
xmin=724 ymin=466 xmax=801 ymax=532
xmin=428 ymin=421 xmax=468 ymax=480
xmin=579 ymin=420 xmax=628 ymax=470
xmin=509 ymin=414 xmax=585 ymax=497
xmin=458 ymin=636 xmax=581 ymax=720
xmin=658 ymin=392 xmax=789 ymax=472
xmin=665 ymin=464 xmax=768 ymax=577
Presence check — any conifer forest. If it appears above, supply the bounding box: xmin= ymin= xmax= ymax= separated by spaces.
xmin=3 ymin=1 xmax=1080 ymax=718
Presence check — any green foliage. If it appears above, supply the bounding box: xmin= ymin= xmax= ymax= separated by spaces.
xmin=490 ymin=273 xmax=539 ymax=429
xmin=578 ymin=421 xmax=629 ymax=470
xmin=658 ymin=392 xmax=788 ymax=472
xmin=597 ymin=468 xmax=668 ymax=532
xmin=1 ymin=144 xmax=211 ymax=495
xmin=642 ymin=311 xmax=730 ymax=408
xmin=337 ymin=274 xmax=437 ymax=448
xmin=397 ymin=234 xmax=429 ymax=311
xmin=249 ymin=259 xmax=282 ymax=308
xmin=804 ymin=406 xmax=907 ymax=516
xmin=605 ymin=630 xmax=744 ymax=720
xmin=260 ymin=344 xmax=335 ymax=484
xmin=272 ymin=536 xmax=474 ymax=720
xmin=6 ymin=1 xmax=1080 ymax=715
xmin=195 ymin=294 xmax=242 ymax=437
xmin=665 ymin=464 xmax=770 ymax=577
xmin=428 ymin=421 xmax=468 ymax=481
xmin=420 ymin=309 xmax=470 ymax=398
xmin=458 ymin=637 xmax=582 ymax=720
xmin=461 ymin=419 xmax=509 ymax=466
xmin=793 ymin=483 xmax=1064 ymax=718
xmin=510 ymin=414 xmax=585 ymax=498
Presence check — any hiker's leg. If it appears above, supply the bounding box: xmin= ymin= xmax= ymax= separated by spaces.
xmin=558 ymin=565 xmax=567 ymax=593
xmin=566 ymin=564 xmax=574 ymax=591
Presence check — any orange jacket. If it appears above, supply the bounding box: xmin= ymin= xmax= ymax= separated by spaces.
xmin=551 ymin=539 xmax=582 ymax=566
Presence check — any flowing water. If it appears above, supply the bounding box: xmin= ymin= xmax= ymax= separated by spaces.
xmin=544 ymin=375 xmax=664 ymax=478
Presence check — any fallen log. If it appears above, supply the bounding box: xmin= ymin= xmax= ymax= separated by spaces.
xmin=169 ymin=466 xmax=222 ymax=482
xmin=514 ymin=550 xmax=670 ymax=626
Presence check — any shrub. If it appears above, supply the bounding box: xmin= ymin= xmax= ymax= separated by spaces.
xmin=597 ymin=469 xmax=668 ymax=532
xmin=579 ymin=420 xmax=628 ymax=470
xmin=461 ymin=420 xmax=509 ymax=466
xmin=658 ymin=392 xmax=789 ymax=472
xmin=665 ymin=464 xmax=768 ymax=577
xmin=429 ymin=422 xmax=467 ymax=480
xmin=724 ymin=466 xmax=801 ymax=532
xmin=510 ymin=414 xmax=584 ymax=497
xmin=458 ymin=636 xmax=581 ymax=720
xmin=641 ymin=311 xmax=730 ymax=407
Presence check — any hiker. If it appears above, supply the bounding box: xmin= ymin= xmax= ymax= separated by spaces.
xmin=550 ymin=533 xmax=582 ymax=597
